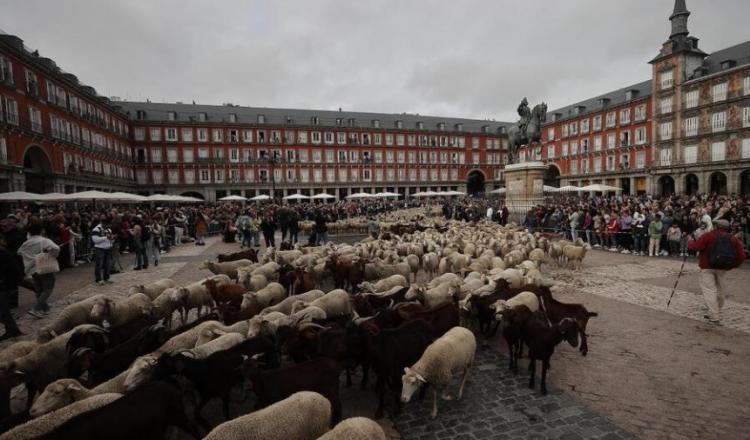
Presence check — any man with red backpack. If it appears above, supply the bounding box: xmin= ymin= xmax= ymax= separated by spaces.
xmin=688 ymin=219 xmax=746 ymax=325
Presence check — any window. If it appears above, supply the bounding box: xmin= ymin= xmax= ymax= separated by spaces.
xmin=229 ymin=148 xmax=239 ymax=162
xmin=312 ymin=150 xmax=321 ymax=163
xmin=685 ymin=90 xmax=699 ymax=108
xmin=228 ymin=113 xmax=236 ymax=123
xmin=581 ymin=138 xmax=589 ymax=153
xmin=214 ymin=169 xmax=224 ymax=183
xmin=472 ymin=138 xmax=479 ymax=149
xmin=635 ymin=127 xmax=647 ymax=144
xmin=684 ymin=116 xmax=699 ymax=136
xmin=182 ymin=128 xmax=193 ymax=142
xmin=711 ymin=112 xmax=726 ymax=132
xmin=299 ymin=169 xmax=309 ymax=182
xmin=580 ymin=119 xmax=589 ymax=134
xmin=570 ymin=160 xmax=577 ymax=175
xmin=183 ymin=148 xmax=194 ymax=162
xmin=373 ymin=133 xmax=382 ymax=145
xmin=25 ymin=70 xmax=38 ymax=96
xmin=570 ymin=122 xmax=578 ymax=136
xmin=683 ymin=145 xmax=697 ymax=163
xmin=257 ymin=131 xmax=266 ymax=143
xmin=743 ymin=138 xmax=750 ymax=159
xmin=197 ymin=128 xmax=208 ymax=142
xmin=325 ymin=150 xmax=334 ymax=163
xmin=324 ymin=132 xmax=334 ymax=144
xmin=311 ymin=132 xmax=321 ymax=144
xmin=636 ymin=151 xmax=646 ymax=169
xmin=593 ymin=115 xmax=602 ymax=131
xmin=660 ymin=70 xmax=673 ymax=90
xmin=165 ymin=128 xmax=177 ymax=141
xmin=28 ymin=107 xmax=42 ymax=133
xmin=619 ymin=131 xmax=630 ymax=147
xmin=257 ymin=114 xmax=265 ymax=124
xmin=167 ymin=111 xmax=176 ymax=121
xmin=0 ymin=57 xmax=13 ymax=84
xmin=396 ymin=134 xmax=405 ymax=146
xmin=198 ymin=148 xmax=209 ymax=159
xmin=229 ymin=129 xmax=239 ymax=142
xmin=711 ymin=141 xmax=726 ymax=161
xmin=213 ymin=148 xmax=224 ymax=159
xmin=607 ymin=133 xmax=616 ymax=149
xmin=619 ymin=109 xmax=631 ymax=124
xmin=607 ymin=155 xmax=615 ymax=171
xmin=167 ymin=148 xmax=177 ymax=162
xmin=606 ymin=112 xmax=616 ymax=128
xmin=561 ymin=124 xmax=569 ymax=137
xmin=581 ymin=159 xmax=588 ymax=174
xmin=660 ymin=122 xmax=672 ymax=140
xmin=284 ymin=130 xmax=294 ymax=144
xmin=620 ymin=153 xmax=630 ymax=169
xmin=594 ymin=136 xmax=602 ymax=151
xmin=593 ymin=157 xmax=602 ymax=172
xmin=150 ymin=127 xmax=161 ymax=141
xmin=547 ymin=144 xmax=555 ymax=159
xmin=363 ymin=169 xmax=372 ymax=181
xmin=743 ymin=107 xmax=750 ymax=128
xmin=547 ymin=127 xmax=555 ymax=141
xmin=635 ymin=105 xmax=646 ymax=121
xmin=744 ymin=77 xmax=750 ymax=96
xmin=660 ymin=97 xmax=672 ymax=114
xmin=212 ymin=128 xmax=223 ymax=142
xmin=570 ymin=140 xmax=578 ymax=155
xmin=199 ymin=169 xmax=210 ymax=183
xmin=712 ymin=82 xmax=727 ymax=102
xmin=561 ymin=143 xmax=568 ymax=156
xmin=134 ymin=127 xmax=145 ymax=141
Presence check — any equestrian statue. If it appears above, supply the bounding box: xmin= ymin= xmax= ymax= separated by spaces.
xmin=507 ymin=98 xmax=547 ymax=164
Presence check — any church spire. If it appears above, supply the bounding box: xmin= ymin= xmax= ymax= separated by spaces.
xmin=669 ymin=0 xmax=690 ymax=40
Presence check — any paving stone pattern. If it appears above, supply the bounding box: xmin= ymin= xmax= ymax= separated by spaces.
xmin=392 ymin=347 xmax=632 ymax=440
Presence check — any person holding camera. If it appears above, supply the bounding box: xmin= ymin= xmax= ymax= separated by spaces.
xmin=91 ymin=216 xmax=114 ymax=285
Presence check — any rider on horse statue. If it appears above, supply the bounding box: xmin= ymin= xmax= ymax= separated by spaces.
xmin=517 ymin=97 xmax=531 ymax=140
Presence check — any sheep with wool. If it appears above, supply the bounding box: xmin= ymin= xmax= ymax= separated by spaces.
xmin=291 ymin=289 xmax=352 ymax=318
xmin=562 ymin=243 xmax=591 ymax=270
xmin=358 ymin=274 xmax=408 ymax=294
xmin=36 ymin=294 xmax=108 ymax=342
xmin=181 ymin=332 xmax=245 ymax=359
xmin=201 ymin=259 xmax=255 ymax=279
xmin=259 ymin=289 xmax=325 ymax=316
xmin=316 ymin=417 xmax=387 ymax=440
xmin=90 ymin=293 xmax=154 ymax=328
xmin=241 ymin=282 xmax=286 ymax=314
xmin=127 ymin=279 xmax=176 ymax=300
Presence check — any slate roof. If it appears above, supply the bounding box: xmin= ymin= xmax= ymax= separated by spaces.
xmin=113 ymin=101 xmax=512 ymax=134
xmin=699 ymin=41 xmax=750 ymax=76
xmin=544 ymin=80 xmax=653 ymax=125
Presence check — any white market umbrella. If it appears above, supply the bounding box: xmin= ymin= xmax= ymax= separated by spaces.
xmin=557 ymin=185 xmax=583 ymax=192
xmin=543 ymin=185 xmax=559 ymax=193
xmin=145 ymin=194 xmax=178 ymax=202
xmin=250 ymin=194 xmax=272 ymax=201
xmin=374 ymin=192 xmax=400 ymax=198
xmin=218 ymin=195 xmax=247 ymax=202
xmin=444 ymin=191 xmax=466 ymax=196
xmin=62 ymin=190 xmax=130 ymax=201
xmin=283 ymin=193 xmax=309 ymax=200
xmin=310 ymin=193 xmax=335 ymax=200
xmin=346 ymin=192 xmax=376 ymax=199
xmin=580 ymin=184 xmax=622 ymax=192
xmin=490 ymin=188 xmax=506 ymax=194
xmin=0 ymin=191 xmax=45 ymax=201
xmin=109 ymin=192 xmax=148 ymax=202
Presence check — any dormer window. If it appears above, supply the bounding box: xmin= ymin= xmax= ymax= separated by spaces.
xmin=228 ymin=113 xmax=237 ymax=123
xmin=395 ymin=120 xmax=403 ymax=129
xmin=416 ymin=121 xmax=424 ymax=130
xmin=136 ymin=110 xmax=147 ymax=120
xmin=198 ymin=112 xmax=207 ymax=122
xmin=598 ymin=98 xmax=611 ymax=108
xmin=257 ymin=114 xmax=266 ymax=124
xmin=285 ymin=115 xmax=294 ymax=124
xmin=347 ymin=118 xmax=356 ymax=127
xmin=371 ymin=119 xmax=380 ymax=128
xmin=455 ymin=123 xmax=463 ymax=131
xmin=437 ymin=122 xmax=445 ymax=131
xmin=167 ymin=111 xmax=176 ymax=121
xmin=625 ymin=90 xmax=639 ymax=100
xmin=720 ymin=60 xmax=737 ymax=71
xmin=336 ymin=118 xmax=343 ymax=126
xmin=481 ymin=125 xmax=490 ymax=133
xmin=311 ymin=116 xmax=319 ymax=125
xmin=498 ymin=126 xmax=507 ymax=135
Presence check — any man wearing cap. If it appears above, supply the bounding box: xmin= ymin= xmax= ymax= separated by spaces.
xmin=688 ymin=219 xmax=746 ymax=324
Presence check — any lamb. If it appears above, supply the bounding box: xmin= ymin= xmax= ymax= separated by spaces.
xmin=203 ymin=391 xmax=331 ymax=440
xmin=0 ymin=394 xmax=121 ymax=440
xmin=127 ymin=279 xmax=176 ymax=300
xmin=401 ymin=326 xmax=476 ymax=418
xmin=90 ymin=293 xmax=154 ymax=328
xmin=36 ymin=294 xmax=108 ymax=342
xmin=358 ymin=275 xmax=408 ymax=294
xmin=316 ymin=417 xmax=387 ymax=440
xmin=291 ymin=289 xmax=352 ymax=318
xmin=241 ymin=282 xmax=286 ymax=316
xmin=201 ymin=259 xmax=255 ymax=279
xmin=181 ymin=332 xmax=245 ymax=359
xmin=562 ymin=243 xmax=591 ymax=270
xmin=178 ymin=281 xmax=216 ymax=321
xmin=528 ymin=248 xmax=546 ymax=270
xmin=491 ymin=291 xmax=540 ymax=322
xmin=259 ymin=290 xmax=325 ymax=316
xmin=421 ymin=252 xmax=439 ymax=279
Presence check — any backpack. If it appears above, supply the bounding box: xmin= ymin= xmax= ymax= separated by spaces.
xmin=708 ymin=231 xmax=737 ymax=270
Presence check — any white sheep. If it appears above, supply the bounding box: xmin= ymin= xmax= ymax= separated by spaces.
xmin=244 ymin=273 xmax=269 ymax=292
xmin=122 ymin=354 xmax=160 ymax=391
xmin=284 ymin=305 xmax=327 ymax=325
xmin=405 ymin=254 xmax=420 ymax=282
xmin=90 ymin=293 xmax=154 ymax=328
xmin=30 ymin=378 xmax=122 ymax=417
xmin=427 ymin=272 xmax=461 ymax=289
xmin=405 ymin=282 xmax=459 ymax=309
xmin=259 ymin=290 xmax=325 ymax=316
xmin=127 ymin=279 xmax=176 ymax=300
xmin=36 ymin=294 xmax=108 ymax=341
xmin=156 ymin=320 xmax=225 ymax=353
xmin=182 ymin=332 xmax=245 ymax=359
xmin=562 ymin=243 xmax=591 ymax=270
xmin=203 ymin=391 xmax=331 ymax=440
xmin=528 ymin=248 xmax=546 ymax=270
xmin=201 ymin=259 xmax=256 ymax=279
xmin=421 ymin=252 xmax=439 ymax=280
xmin=491 ymin=291 xmax=540 ymax=323
xmin=0 ymin=394 xmax=120 ymax=440
xmin=245 ymin=312 xmax=288 ymax=338
xmin=358 ymin=274 xmax=408 ymax=293
xmin=251 ymin=261 xmax=282 ymax=281
xmin=151 ymin=287 xmax=184 ymax=327
xmin=401 ymin=326 xmax=476 ymax=419
xmin=0 ymin=340 xmax=38 ymax=363
xmin=291 ymin=289 xmax=351 ymax=318
xmin=178 ymin=281 xmax=215 ymax=321
xmin=241 ymin=282 xmax=286 ymax=313
xmin=316 ymin=417 xmax=387 ymax=440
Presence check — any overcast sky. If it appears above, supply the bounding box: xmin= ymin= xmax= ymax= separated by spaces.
xmin=3 ymin=0 xmax=750 ymax=121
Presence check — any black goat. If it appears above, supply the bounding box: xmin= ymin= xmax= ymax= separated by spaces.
xmin=521 ymin=312 xmax=580 ymax=395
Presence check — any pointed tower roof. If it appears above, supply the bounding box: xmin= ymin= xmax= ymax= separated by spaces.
xmin=669 ymin=0 xmax=690 ymax=40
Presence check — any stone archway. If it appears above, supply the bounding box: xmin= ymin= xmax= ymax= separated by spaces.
xmin=23 ymin=145 xmax=54 ymax=193
xmin=544 ymin=164 xmax=561 ymax=188
xmin=740 ymin=170 xmax=750 ymax=196
xmin=657 ymin=175 xmax=675 ymax=197
xmin=709 ymin=172 xmax=727 ymax=195
xmin=684 ymin=174 xmax=699 ymax=196
xmin=466 ymin=169 xmax=486 ymax=196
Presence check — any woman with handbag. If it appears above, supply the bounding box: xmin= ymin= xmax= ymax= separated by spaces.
xmin=17 ymin=218 xmax=60 ymax=319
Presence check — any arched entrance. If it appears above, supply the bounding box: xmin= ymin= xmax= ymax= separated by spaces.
xmin=466 ymin=170 xmax=486 ymax=196
xmin=23 ymin=145 xmax=54 ymax=193
xmin=740 ymin=170 xmax=750 ymax=196
xmin=709 ymin=172 xmax=727 ymax=195
xmin=181 ymin=191 xmax=204 ymax=200
xmin=544 ymin=165 xmax=561 ymax=188
xmin=658 ymin=175 xmax=675 ymax=196
xmin=684 ymin=174 xmax=699 ymax=195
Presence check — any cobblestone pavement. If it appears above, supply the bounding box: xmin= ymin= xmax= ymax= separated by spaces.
xmin=393 ymin=346 xmax=632 ymax=440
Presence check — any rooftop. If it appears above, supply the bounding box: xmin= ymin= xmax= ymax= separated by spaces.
xmin=544 ymin=80 xmax=653 ymax=125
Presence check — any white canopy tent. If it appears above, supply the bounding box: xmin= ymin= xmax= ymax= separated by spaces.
xmin=0 ymin=191 xmax=47 ymax=202
xmin=250 ymin=194 xmax=272 ymax=201
xmin=489 ymin=188 xmax=506 ymax=194
xmin=62 ymin=191 xmax=136 ymax=201
xmin=374 ymin=192 xmax=400 ymax=198
xmin=543 ymin=185 xmax=559 ymax=193
xmin=580 ymin=184 xmax=622 ymax=192
xmin=556 ymin=185 xmax=583 ymax=193
xmin=412 ymin=191 xmax=440 ymax=197
xmin=310 ymin=193 xmax=335 ymax=200
xmin=283 ymin=193 xmax=309 ymax=200
xmin=109 ymin=192 xmax=148 ymax=202
xmin=346 ymin=192 xmax=376 ymax=199
xmin=443 ymin=190 xmax=466 ymax=196
xmin=218 ymin=195 xmax=247 ymax=202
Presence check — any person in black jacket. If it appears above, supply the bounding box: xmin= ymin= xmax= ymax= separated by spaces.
xmin=1 ymin=217 xmax=25 ymax=309
xmin=0 ymin=238 xmax=23 ymax=340
xmin=260 ymin=213 xmax=277 ymax=248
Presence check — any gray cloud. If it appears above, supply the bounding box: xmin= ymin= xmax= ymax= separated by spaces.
xmin=2 ymin=0 xmax=748 ymax=121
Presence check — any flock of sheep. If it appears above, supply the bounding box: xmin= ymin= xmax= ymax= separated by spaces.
xmin=0 ymin=215 xmax=596 ymax=439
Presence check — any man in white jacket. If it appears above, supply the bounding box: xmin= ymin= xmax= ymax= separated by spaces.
xmin=17 ymin=219 xmax=59 ymax=319
xmin=91 ymin=216 xmax=114 ymax=286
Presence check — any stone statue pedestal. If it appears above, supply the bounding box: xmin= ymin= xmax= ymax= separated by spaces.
xmin=503 ymin=161 xmax=547 ymax=224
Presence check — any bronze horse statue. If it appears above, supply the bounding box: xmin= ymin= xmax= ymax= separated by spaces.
xmin=507 ymin=102 xmax=547 ymax=164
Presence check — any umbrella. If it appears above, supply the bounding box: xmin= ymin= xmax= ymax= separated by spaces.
xmin=62 ymin=191 xmax=133 ymax=201
xmin=346 ymin=192 xmax=376 ymax=199
xmin=374 ymin=192 xmax=400 ymax=198
xmin=557 ymin=185 xmax=583 ymax=192
xmin=218 ymin=195 xmax=247 ymax=202
xmin=0 ymin=191 xmax=45 ymax=202
xmin=283 ymin=193 xmax=309 ymax=200
xmin=310 ymin=193 xmax=335 ymax=200
xmin=250 ymin=194 xmax=271 ymax=201
xmin=490 ymin=188 xmax=506 ymax=194
xmin=145 ymin=194 xmax=178 ymax=202
xmin=543 ymin=185 xmax=559 ymax=193
xmin=580 ymin=184 xmax=622 ymax=192
xmin=109 ymin=192 xmax=148 ymax=202
xmin=443 ymin=191 xmax=466 ymax=196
